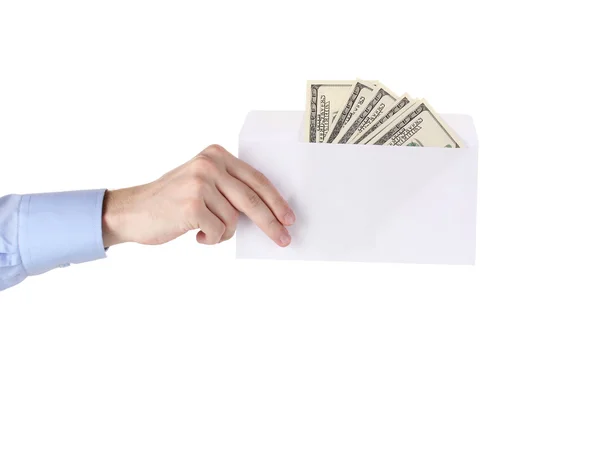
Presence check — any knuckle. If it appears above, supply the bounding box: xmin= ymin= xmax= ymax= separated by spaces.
xmin=274 ymin=199 xmax=289 ymax=216
xmin=188 ymin=173 xmax=206 ymax=187
xmin=246 ymin=189 xmax=261 ymax=208
xmin=201 ymin=144 xmax=227 ymax=157
xmin=191 ymin=155 xmax=219 ymax=177
xmin=268 ymin=216 xmax=282 ymax=231
xmin=252 ymin=169 xmax=270 ymax=186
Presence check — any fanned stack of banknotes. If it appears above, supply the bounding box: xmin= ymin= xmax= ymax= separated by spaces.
xmin=304 ymin=80 xmax=464 ymax=148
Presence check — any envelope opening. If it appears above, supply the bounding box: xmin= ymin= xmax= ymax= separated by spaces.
xmin=240 ymin=111 xmax=478 ymax=149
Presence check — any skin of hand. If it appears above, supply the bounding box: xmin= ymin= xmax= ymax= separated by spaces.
xmin=101 ymin=144 xmax=295 ymax=248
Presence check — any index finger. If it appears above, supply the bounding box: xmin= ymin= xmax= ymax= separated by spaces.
xmin=225 ymin=155 xmax=296 ymax=226
xmin=217 ymin=173 xmax=292 ymax=247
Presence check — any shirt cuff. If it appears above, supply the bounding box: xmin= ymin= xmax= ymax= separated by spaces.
xmin=18 ymin=189 xmax=107 ymax=276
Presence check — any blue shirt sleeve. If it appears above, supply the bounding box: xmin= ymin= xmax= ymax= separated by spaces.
xmin=0 ymin=189 xmax=107 ymax=291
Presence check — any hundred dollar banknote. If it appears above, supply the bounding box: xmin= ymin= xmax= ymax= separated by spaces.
xmin=369 ymin=100 xmax=465 ymax=148
xmin=304 ymin=80 xmax=463 ymax=148
xmin=335 ymin=84 xmax=400 ymax=144
xmin=304 ymin=81 xmax=354 ymax=143
xmin=324 ymin=80 xmax=378 ymax=143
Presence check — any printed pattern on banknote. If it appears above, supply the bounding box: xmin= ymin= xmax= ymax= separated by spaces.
xmin=304 ymin=81 xmax=354 ymax=143
xmin=325 ymin=80 xmax=376 ymax=143
xmin=337 ymin=86 xmax=401 ymax=144
xmin=353 ymin=95 xmax=413 ymax=144
xmin=371 ymin=100 xmax=465 ymax=148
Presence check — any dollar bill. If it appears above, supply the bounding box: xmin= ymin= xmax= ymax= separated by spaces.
xmin=305 ymin=81 xmax=354 ymax=143
xmin=353 ymin=95 xmax=414 ymax=144
xmin=370 ymin=100 xmax=465 ymax=148
xmin=335 ymin=85 xmax=401 ymax=144
xmin=324 ymin=80 xmax=377 ymax=143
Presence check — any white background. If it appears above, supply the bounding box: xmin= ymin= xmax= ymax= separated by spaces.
xmin=1 ymin=0 xmax=599 ymax=466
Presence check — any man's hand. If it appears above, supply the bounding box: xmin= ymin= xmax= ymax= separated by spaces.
xmin=101 ymin=144 xmax=295 ymax=248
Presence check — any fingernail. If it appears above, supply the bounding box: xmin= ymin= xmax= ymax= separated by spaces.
xmin=280 ymin=231 xmax=291 ymax=246
xmin=284 ymin=211 xmax=296 ymax=225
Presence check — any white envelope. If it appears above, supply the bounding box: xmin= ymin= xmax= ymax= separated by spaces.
xmin=235 ymin=111 xmax=479 ymax=265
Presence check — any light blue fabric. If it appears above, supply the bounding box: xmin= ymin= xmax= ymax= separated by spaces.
xmin=0 ymin=190 xmax=107 ymax=291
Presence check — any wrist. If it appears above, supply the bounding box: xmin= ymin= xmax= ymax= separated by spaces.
xmin=102 ymin=188 xmax=131 ymax=247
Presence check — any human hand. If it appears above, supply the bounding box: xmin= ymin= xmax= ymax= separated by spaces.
xmin=101 ymin=144 xmax=295 ymax=248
